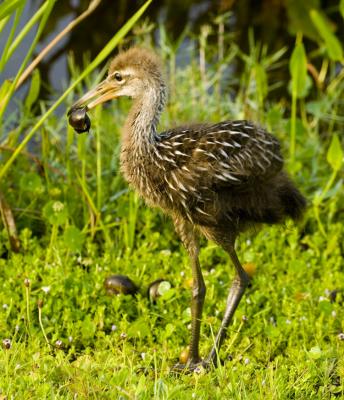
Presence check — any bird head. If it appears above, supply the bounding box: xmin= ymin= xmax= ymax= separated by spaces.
xmin=69 ymin=47 xmax=163 ymax=111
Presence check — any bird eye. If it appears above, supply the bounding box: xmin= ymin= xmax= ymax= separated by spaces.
xmin=114 ymin=72 xmax=123 ymax=82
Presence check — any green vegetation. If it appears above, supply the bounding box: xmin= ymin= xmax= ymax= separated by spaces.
xmin=0 ymin=1 xmax=343 ymax=398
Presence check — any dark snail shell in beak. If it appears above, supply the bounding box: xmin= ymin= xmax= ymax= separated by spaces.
xmin=68 ymin=107 xmax=91 ymax=134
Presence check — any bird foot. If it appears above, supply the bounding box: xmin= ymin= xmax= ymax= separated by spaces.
xmin=170 ymin=359 xmax=212 ymax=374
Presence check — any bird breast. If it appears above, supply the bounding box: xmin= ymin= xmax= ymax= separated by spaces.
xmin=120 ymin=120 xmax=285 ymax=225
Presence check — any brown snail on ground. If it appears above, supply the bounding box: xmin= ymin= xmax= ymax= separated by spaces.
xmin=67 ymin=106 xmax=91 ymax=134
xmin=147 ymin=279 xmax=172 ymax=302
xmin=104 ymin=274 xmax=138 ymax=296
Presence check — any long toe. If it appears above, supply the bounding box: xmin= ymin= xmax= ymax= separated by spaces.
xmin=170 ymin=360 xmax=211 ymax=375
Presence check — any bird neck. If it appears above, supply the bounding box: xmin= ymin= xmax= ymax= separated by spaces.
xmin=123 ymin=82 xmax=167 ymax=155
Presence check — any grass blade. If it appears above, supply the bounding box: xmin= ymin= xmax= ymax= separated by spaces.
xmin=0 ymin=0 xmax=22 ymax=21
xmin=0 ymin=0 xmax=56 ymax=121
xmin=310 ymin=9 xmax=343 ymax=61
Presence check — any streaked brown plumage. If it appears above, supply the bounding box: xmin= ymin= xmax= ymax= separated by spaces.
xmin=70 ymin=47 xmax=306 ymax=371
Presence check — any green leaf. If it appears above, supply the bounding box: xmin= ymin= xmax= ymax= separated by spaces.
xmin=318 ymin=298 xmax=332 ymax=315
xmin=24 ymin=69 xmax=40 ymax=110
xmin=19 ymin=172 xmax=43 ymax=193
xmin=43 ymin=201 xmax=69 ymax=226
xmin=81 ymin=315 xmax=96 ymax=340
xmin=327 ymin=134 xmax=343 ymax=172
xmin=285 ymin=0 xmax=320 ymax=41
xmin=310 ymin=9 xmax=343 ymax=61
xmin=308 ymin=346 xmax=322 ymax=359
xmin=305 ymin=98 xmax=331 ymax=118
xmin=63 ymin=226 xmax=85 ymax=252
xmin=288 ymin=74 xmax=312 ymax=99
xmin=290 ymin=41 xmax=308 ymax=99
xmin=127 ymin=318 xmax=150 ymax=338
xmin=340 ymin=0 xmax=344 ymax=19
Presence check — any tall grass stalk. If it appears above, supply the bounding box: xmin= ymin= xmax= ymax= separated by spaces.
xmin=38 ymin=302 xmax=50 ymax=347
xmin=0 ymin=0 xmax=49 ymax=71
xmin=95 ymin=107 xmax=102 ymax=211
xmin=0 ymin=1 xmax=24 ymax=72
xmin=76 ymin=172 xmax=112 ymax=247
xmin=0 ymin=0 xmax=55 ymax=121
xmin=289 ymin=34 xmax=307 ymax=163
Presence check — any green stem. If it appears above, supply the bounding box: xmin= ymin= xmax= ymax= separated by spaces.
xmin=25 ymin=286 xmax=31 ymax=337
xmin=313 ymin=169 xmax=338 ymax=237
xmin=290 ymin=94 xmax=297 ymax=163
xmin=46 ymin=224 xmax=58 ymax=262
xmin=96 ymin=109 xmax=102 ymax=211
xmin=38 ymin=306 xmax=50 ymax=347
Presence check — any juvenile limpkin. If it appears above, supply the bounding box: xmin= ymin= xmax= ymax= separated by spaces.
xmin=69 ymin=47 xmax=306 ymax=371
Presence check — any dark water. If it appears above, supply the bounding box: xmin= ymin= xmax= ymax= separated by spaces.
xmin=1 ymin=0 xmax=342 ymax=105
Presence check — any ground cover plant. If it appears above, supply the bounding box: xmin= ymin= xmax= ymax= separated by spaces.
xmin=0 ymin=1 xmax=344 ymax=399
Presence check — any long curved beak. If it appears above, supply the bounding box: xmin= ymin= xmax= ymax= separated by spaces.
xmin=70 ymin=79 xmax=119 ymax=112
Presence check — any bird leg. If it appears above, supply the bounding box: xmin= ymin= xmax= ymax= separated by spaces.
xmin=172 ymin=217 xmax=206 ymax=371
xmin=206 ymin=244 xmax=249 ymax=366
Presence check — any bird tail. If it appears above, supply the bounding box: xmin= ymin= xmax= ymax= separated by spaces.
xmin=279 ymin=176 xmax=307 ymax=221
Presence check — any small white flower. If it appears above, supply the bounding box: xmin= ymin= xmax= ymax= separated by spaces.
xmin=111 ymin=324 xmax=117 ymax=331
xmin=68 ymin=336 xmax=73 ymax=343
xmin=42 ymin=286 xmax=50 ymax=294
xmin=338 ymin=333 xmax=344 ymax=341
xmin=180 ymin=271 xmax=185 ymax=277
xmin=331 ymin=310 xmax=337 ymax=318
xmin=141 ymin=352 xmax=146 ymax=360
xmin=244 ymin=358 xmax=250 ymax=365
xmin=318 ymin=296 xmax=326 ymax=302
xmin=2 ymin=304 xmax=8 ymax=310
xmin=120 ymin=332 xmax=127 ymax=339
xmin=286 ymin=319 xmax=291 ymax=325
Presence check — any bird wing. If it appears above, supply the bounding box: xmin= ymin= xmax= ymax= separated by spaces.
xmin=157 ymin=120 xmax=284 ymax=189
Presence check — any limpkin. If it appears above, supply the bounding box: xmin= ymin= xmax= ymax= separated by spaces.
xmin=69 ymin=47 xmax=306 ymax=371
